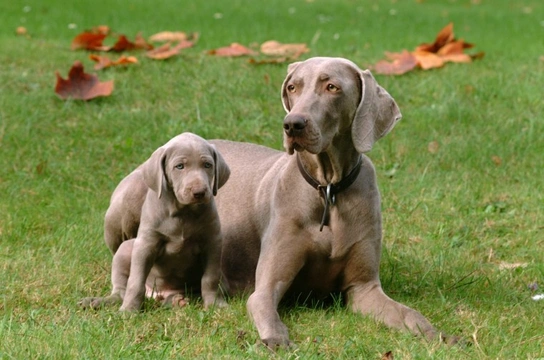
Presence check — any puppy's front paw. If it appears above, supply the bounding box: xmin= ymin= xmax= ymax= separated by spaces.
xmin=79 ymin=294 xmax=122 ymax=310
xmin=169 ymin=294 xmax=189 ymax=308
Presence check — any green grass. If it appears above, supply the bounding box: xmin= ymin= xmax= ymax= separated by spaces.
xmin=1 ymin=0 xmax=543 ymax=358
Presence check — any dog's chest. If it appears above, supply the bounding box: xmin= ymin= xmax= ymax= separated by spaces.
xmin=158 ymin=218 xmax=205 ymax=257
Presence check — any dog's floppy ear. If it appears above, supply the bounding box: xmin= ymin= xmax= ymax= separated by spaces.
xmin=211 ymin=145 xmax=230 ymax=196
xmin=142 ymin=146 xmax=168 ymax=199
xmin=351 ymin=69 xmax=402 ymax=153
xmin=281 ymin=61 xmax=301 ymax=113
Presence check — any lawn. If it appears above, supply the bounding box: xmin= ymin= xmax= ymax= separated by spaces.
xmin=1 ymin=0 xmax=543 ymax=358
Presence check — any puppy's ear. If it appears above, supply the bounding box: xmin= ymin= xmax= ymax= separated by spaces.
xmin=281 ymin=61 xmax=301 ymax=113
xmin=351 ymin=69 xmax=402 ymax=153
xmin=142 ymin=146 xmax=167 ymax=199
xmin=211 ymin=145 xmax=230 ymax=196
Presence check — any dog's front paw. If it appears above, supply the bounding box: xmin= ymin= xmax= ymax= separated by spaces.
xmin=260 ymin=337 xmax=294 ymax=351
xmin=203 ymin=296 xmax=228 ymax=310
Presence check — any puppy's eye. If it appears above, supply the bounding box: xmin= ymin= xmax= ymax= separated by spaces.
xmin=326 ymin=84 xmax=339 ymax=92
xmin=174 ymin=164 xmax=184 ymax=170
xmin=286 ymin=84 xmax=296 ymax=93
xmin=204 ymin=162 xmax=213 ymax=169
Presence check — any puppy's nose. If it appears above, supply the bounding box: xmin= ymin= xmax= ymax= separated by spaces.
xmin=192 ymin=189 xmax=207 ymax=199
xmin=283 ymin=114 xmax=307 ymax=136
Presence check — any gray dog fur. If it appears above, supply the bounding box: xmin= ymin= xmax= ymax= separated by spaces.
xmin=212 ymin=57 xmax=454 ymax=347
xmin=79 ymin=132 xmax=230 ymax=310
xmin=81 ymin=57 xmax=456 ymax=347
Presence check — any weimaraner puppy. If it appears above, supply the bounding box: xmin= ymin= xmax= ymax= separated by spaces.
xmin=79 ymin=132 xmax=230 ymax=310
xmin=212 ymin=57 xmax=455 ymax=347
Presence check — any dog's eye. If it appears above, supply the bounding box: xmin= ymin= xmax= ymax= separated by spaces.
xmin=204 ymin=162 xmax=213 ymax=169
xmin=326 ymin=84 xmax=339 ymax=92
xmin=175 ymin=164 xmax=184 ymax=170
xmin=287 ymin=84 xmax=296 ymax=93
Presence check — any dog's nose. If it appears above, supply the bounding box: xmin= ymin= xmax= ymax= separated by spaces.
xmin=192 ymin=189 xmax=206 ymax=199
xmin=283 ymin=114 xmax=307 ymax=136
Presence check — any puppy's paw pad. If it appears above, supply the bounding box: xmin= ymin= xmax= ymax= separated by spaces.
xmin=171 ymin=294 xmax=189 ymax=308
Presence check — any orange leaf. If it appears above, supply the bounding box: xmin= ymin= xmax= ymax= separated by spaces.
xmin=71 ymin=32 xmax=109 ymax=51
xmin=108 ymin=33 xmax=153 ymax=52
xmin=260 ymin=40 xmax=309 ymax=58
xmin=373 ymin=50 xmax=418 ymax=75
xmin=134 ymin=32 xmax=154 ymax=50
xmin=416 ymin=22 xmax=454 ymax=53
xmin=146 ymin=40 xmax=193 ymax=60
xmin=149 ymin=31 xmax=188 ymax=42
xmin=55 ymin=61 xmax=114 ymax=100
xmin=16 ymin=26 xmax=27 ymax=35
xmin=89 ymin=54 xmax=138 ymax=70
xmin=437 ymin=40 xmax=473 ymax=56
xmin=110 ymin=34 xmax=137 ymax=52
xmin=89 ymin=25 xmax=110 ymax=35
xmin=208 ymin=43 xmax=257 ymax=57
xmin=413 ymin=50 xmax=445 ymax=70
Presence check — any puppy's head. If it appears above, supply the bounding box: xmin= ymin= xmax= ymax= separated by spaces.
xmin=143 ymin=133 xmax=230 ymax=205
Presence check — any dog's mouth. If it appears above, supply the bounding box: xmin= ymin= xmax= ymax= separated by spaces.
xmin=284 ymin=134 xmax=321 ymax=155
xmin=175 ymin=188 xmax=211 ymax=205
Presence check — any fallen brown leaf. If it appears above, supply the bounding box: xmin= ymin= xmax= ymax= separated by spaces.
xmin=149 ymin=31 xmax=188 ymax=42
xmin=71 ymin=32 xmax=109 ymax=51
xmin=416 ymin=22 xmax=454 ymax=53
xmin=89 ymin=25 xmax=110 ymax=35
xmin=55 ymin=61 xmax=114 ymax=100
xmin=373 ymin=23 xmax=483 ymax=75
xmin=260 ymin=40 xmax=309 ymax=58
xmin=16 ymin=26 xmax=27 ymax=35
xmin=208 ymin=43 xmax=257 ymax=57
xmin=89 ymin=54 xmax=138 ymax=70
xmin=413 ymin=50 xmax=445 ymax=70
xmin=110 ymin=34 xmax=137 ymax=52
xmin=110 ymin=33 xmax=153 ymax=52
xmin=134 ymin=32 xmax=154 ymax=50
xmin=374 ymin=50 xmax=418 ymax=75
xmin=146 ymin=40 xmax=193 ymax=60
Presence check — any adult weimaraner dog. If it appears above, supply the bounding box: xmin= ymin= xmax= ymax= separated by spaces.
xmin=211 ymin=57 xmax=455 ymax=347
xmin=79 ymin=132 xmax=230 ymax=310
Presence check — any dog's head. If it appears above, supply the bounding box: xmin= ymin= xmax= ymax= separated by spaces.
xmin=142 ymin=132 xmax=230 ymax=205
xmin=281 ymin=57 xmax=401 ymax=154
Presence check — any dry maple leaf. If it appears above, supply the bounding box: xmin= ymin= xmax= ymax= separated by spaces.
xmin=373 ymin=50 xmax=418 ymax=75
xmin=416 ymin=22 xmax=454 ymax=53
xmin=55 ymin=60 xmax=114 ymax=100
xmin=413 ymin=50 xmax=445 ymax=70
xmin=149 ymin=31 xmax=188 ymax=42
xmin=134 ymin=32 xmax=154 ymax=50
xmin=89 ymin=25 xmax=110 ymax=35
xmin=71 ymin=32 xmax=109 ymax=51
xmin=260 ymin=40 xmax=309 ymax=58
xmin=146 ymin=40 xmax=194 ymax=60
xmin=110 ymin=35 xmax=136 ymax=52
xmin=373 ymin=22 xmax=482 ymax=75
xmin=110 ymin=33 xmax=153 ymax=52
xmin=89 ymin=54 xmax=138 ymax=70
xmin=208 ymin=43 xmax=257 ymax=57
